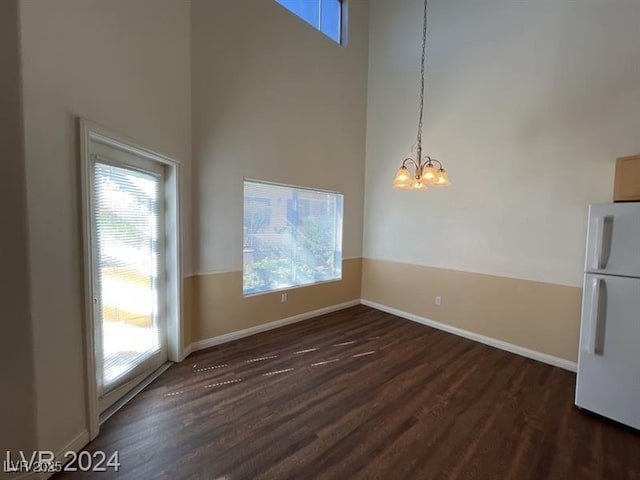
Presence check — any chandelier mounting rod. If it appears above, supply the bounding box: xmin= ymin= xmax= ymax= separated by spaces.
xmin=416 ymin=0 xmax=428 ymax=162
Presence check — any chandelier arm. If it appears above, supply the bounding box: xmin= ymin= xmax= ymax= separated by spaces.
xmin=417 ymin=155 xmax=431 ymax=168
xmin=428 ymin=158 xmax=442 ymax=169
xmin=402 ymin=158 xmax=419 ymax=170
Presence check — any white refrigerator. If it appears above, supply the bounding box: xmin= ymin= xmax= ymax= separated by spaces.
xmin=575 ymin=202 xmax=640 ymax=429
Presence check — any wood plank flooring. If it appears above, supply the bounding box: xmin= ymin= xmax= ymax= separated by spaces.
xmin=55 ymin=305 xmax=640 ymax=479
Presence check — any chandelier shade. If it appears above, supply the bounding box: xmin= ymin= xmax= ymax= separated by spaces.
xmin=433 ymin=168 xmax=450 ymax=186
xmin=393 ymin=166 xmax=412 ymax=189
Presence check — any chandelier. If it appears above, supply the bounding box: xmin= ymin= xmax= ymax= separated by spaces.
xmin=393 ymin=0 xmax=451 ymax=190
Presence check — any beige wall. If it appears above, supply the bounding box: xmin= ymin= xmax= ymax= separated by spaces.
xmin=0 ymin=0 xmax=38 ymax=460
xmin=19 ymin=0 xmax=192 ymax=453
xmin=192 ymin=0 xmax=369 ymax=273
xmin=362 ymin=0 xmax=640 ymax=360
xmin=15 ymin=0 xmax=367 ymax=457
xmin=190 ymin=0 xmax=369 ymax=343
xmin=365 ymin=0 xmax=640 ymax=288
xmin=16 ymin=0 xmax=627 ymax=461
xmin=192 ymin=258 xmax=362 ymax=342
xmin=362 ymin=259 xmax=582 ymax=362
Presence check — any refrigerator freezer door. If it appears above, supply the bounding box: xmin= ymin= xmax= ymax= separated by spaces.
xmin=585 ymin=203 xmax=640 ymax=277
xmin=576 ymin=274 xmax=640 ymax=429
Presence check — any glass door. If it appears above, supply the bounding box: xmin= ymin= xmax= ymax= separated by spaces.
xmin=91 ymin=154 xmax=168 ymax=411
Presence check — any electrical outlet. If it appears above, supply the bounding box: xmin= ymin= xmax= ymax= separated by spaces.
xmin=281 ymin=293 xmax=288 ymax=303
xmin=435 ymin=296 xmax=442 ymax=306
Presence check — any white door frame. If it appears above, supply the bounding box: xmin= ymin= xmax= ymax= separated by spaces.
xmin=79 ymin=118 xmax=183 ymax=440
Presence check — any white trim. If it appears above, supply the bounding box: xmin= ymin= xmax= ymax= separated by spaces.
xmin=164 ymin=159 xmax=184 ymax=364
xmin=361 ymin=299 xmax=577 ymax=372
xmin=79 ymin=119 xmax=100 ymax=441
xmin=31 ymin=430 xmax=91 ymax=480
xmin=243 ymin=277 xmax=343 ymax=298
xmin=78 ymin=118 xmax=184 ymax=441
xmin=185 ymin=300 xmax=360 ymax=355
xmin=186 ymin=257 xmax=362 ymax=279
xmin=55 ymin=429 xmax=90 ymax=462
xmin=180 ymin=343 xmax=193 ymax=361
xmin=62 ymin=429 xmax=90 ymax=452
xmin=244 ymin=177 xmax=343 ymax=196
xmin=100 ymin=362 xmax=173 ymax=424
xmin=340 ymin=0 xmax=349 ymax=46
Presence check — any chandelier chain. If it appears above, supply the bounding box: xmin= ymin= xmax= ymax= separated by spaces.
xmin=416 ymin=0 xmax=428 ymax=159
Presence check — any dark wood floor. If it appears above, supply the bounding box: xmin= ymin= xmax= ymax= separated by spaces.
xmin=56 ymin=305 xmax=640 ymax=479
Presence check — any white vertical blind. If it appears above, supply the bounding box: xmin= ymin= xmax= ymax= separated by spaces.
xmin=243 ymin=180 xmax=343 ymax=295
xmin=94 ymin=162 xmax=162 ymax=390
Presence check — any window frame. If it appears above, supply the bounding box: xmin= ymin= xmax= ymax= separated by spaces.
xmin=79 ymin=119 xmax=183 ymax=440
xmin=274 ymin=0 xmax=346 ymax=45
xmin=242 ymin=178 xmax=344 ymax=297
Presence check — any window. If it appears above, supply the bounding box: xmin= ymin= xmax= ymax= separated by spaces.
xmin=275 ymin=0 xmax=343 ymax=44
xmin=93 ymin=161 xmax=166 ymax=392
xmin=243 ymin=180 xmax=343 ymax=295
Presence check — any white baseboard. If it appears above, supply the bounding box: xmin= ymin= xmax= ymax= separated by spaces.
xmin=29 ymin=429 xmax=90 ymax=480
xmin=6 ymin=431 xmax=90 ymax=479
xmin=181 ymin=343 xmax=193 ymax=361
xmin=185 ymin=299 xmax=361 ymax=356
xmin=361 ymin=299 xmax=577 ymax=372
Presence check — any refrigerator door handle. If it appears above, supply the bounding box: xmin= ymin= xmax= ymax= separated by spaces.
xmin=592 ymin=217 xmax=604 ymax=270
xmin=587 ymin=277 xmax=604 ymax=355
xmin=591 ymin=215 xmax=612 ymax=270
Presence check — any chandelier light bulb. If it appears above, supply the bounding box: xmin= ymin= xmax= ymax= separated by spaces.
xmin=410 ymin=180 xmax=427 ymax=190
